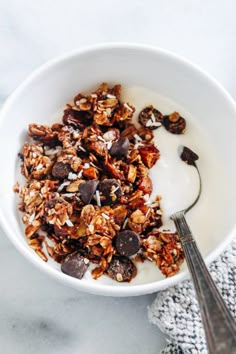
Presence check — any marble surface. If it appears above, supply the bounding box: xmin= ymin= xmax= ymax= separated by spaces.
xmin=1 ymin=0 xmax=236 ymax=353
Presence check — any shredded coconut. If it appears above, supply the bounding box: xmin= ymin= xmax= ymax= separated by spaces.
xmin=68 ymin=172 xmax=78 ymax=180
xmin=83 ymin=163 xmax=90 ymax=169
xmin=78 ymin=145 xmax=86 ymax=152
xmin=95 ymin=190 xmax=101 ymax=207
xmin=124 ymin=103 xmax=133 ymax=112
xmin=101 ymin=213 xmax=110 ymax=220
xmin=58 ymin=181 xmax=70 ymax=192
xmin=28 ymin=212 xmax=35 ymax=224
xmin=65 ymin=219 xmax=74 ymax=227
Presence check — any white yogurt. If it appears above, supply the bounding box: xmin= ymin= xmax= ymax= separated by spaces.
xmin=17 ymin=86 xmax=228 ymax=286
xmin=92 ymin=86 xmax=229 ymax=285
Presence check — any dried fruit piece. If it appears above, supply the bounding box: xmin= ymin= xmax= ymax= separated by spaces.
xmin=127 ymin=164 xmax=137 ymax=183
xmin=180 ymin=146 xmax=199 ymax=165
xmin=139 ymin=145 xmax=160 ymax=168
xmin=52 ymin=162 xmax=71 ymax=179
xmin=61 ymin=252 xmax=89 ymax=279
xmin=99 ymin=179 xmax=122 ymax=205
xmin=82 ymin=166 xmax=99 ymax=179
xmin=113 ymin=205 xmax=128 ymax=225
xmin=106 ymin=256 xmax=137 ymax=282
xmin=138 ymin=106 xmax=163 ymax=130
xmin=138 ymin=176 xmax=153 ymax=194
xmin=115 ymin=230 xmax=140 ymax=257
xmin=163 ymin=112 xmax=186 ymax=134
xmin=109 ymin=137 xmax=130 ymax=158
xmin=79 ymin=180 xmax=99 ymax=204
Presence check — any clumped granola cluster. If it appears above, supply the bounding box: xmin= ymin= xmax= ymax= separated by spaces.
xmin=14 ymin=83 xmax=185 ymax=282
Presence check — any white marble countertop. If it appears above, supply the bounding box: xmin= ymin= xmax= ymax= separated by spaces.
xmin=1 ymin=0 xmax=236 ymax=353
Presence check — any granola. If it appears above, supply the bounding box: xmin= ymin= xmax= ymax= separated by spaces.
xmin=15 ymin=83 xmax=186 ymax=282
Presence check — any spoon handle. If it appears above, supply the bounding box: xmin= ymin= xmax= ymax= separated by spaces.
xmin=171 ymin=211 xmax=236 ymax=354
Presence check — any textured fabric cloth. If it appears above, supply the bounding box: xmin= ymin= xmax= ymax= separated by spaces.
xmin=148 ymin=238 xmax=236 ymax=354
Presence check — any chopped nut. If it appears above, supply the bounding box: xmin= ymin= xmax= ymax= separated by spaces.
xmin=66 ymin=180 xmax=81 ymax=192
xmin=139 ymin=144 xmax=160 ymax=168
xmin=127 ymin=165 xmax=137 ymax=183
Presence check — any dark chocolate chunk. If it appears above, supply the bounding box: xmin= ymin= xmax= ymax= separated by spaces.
xmin=39 ymin=133 xmax=59 ymax=148
xmin=61 ymin=252 xmax=89 ymax=279
xmin=115 ymin=230 xmax=140 ymax=257
xmin=99 ymin=179 xmax=122 ymax=206
xmin=109 ymin=137 xmax=130 ymax=158
xmin=52 ymin=162 xmax=71 ymax=179
xmin=54 ymin=225 xmax=68 ymax=237
xmin=138 ymin=106 xmax=163 ymax=130
xmin=163 ymin=112 xmax=186 ymax=134
xmin=18 ymin=152 xmax=24 ymax=161
xmin=79 ymin=180 xmax=99 ymax=204
xmin=63 ymin=108 xmax=92 ymax=129
xmin=106 ymin=255 xmax=137 ymax=282
xmin=180 ymin=146 xmax=199 ymax=165
xmin=45 ymin=198 xmax=57 ymax=209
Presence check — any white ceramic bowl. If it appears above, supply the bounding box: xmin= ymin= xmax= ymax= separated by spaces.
xmin=0 ymin=43 xmax=236 ymax=296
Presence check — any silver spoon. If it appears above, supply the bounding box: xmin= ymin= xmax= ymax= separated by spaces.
xmin=170 ymin=146 xmax=236 ymax=354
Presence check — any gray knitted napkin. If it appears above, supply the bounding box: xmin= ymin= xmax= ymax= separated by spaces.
xmin=148 ymin=238 xmax=236 ymax=354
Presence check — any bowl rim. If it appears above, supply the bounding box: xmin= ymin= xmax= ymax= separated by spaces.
xmin=0 ymin=42 xmax=236 ymax=296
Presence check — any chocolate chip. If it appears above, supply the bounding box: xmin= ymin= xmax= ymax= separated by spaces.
xmin=115 ymin=230 xmax=140 ymax=257
xmin=38 ymin=133 xmax=59 ymax=148
xmin=79 ymin=180 xmax=99 ymax=204
xmin=99 ymin=179 xmax=122 ymax=206
xmin=54 ymin=225 xmax=68 ymax=237
xmin=63 ymin=108 xmax=92 ymax=129
xmin=163 ymin=113 xmax=186 ymax=134
xmin=45 ymin=199 xmax=57 ymax=209
xmin=18 ymin=152 xmax=24 ymax=161
xmin=106 ymin=255 xmax=137 ymax=282
xmin=61 ymin=252 xmax=89 ymax=279
xmin=109 ymin=137 xmax=130 ymax=158
xmin=180 ymin=146 xmax=199 ymax=165
xmin=138 ymin=106 xmax=163 ymax=130
xmin=52 ymin=162 xmax=71 ymax=179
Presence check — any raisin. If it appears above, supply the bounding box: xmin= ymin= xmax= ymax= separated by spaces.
xmin=106 ymin=255 xmax=137 ymax=282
